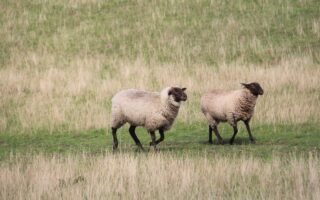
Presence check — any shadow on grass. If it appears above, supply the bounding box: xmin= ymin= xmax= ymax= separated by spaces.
xmin=197 ymin=137 xmax=254 ymax=145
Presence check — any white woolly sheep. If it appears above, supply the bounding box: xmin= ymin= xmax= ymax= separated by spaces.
xmin=201 ymin=82 xmax=264 ymax=145
xmin=111 ymin=87 xmax=187 ymax=151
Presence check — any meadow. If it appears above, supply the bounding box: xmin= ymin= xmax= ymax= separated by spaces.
xmin=0 ymin=0 xmax=320 ymax=199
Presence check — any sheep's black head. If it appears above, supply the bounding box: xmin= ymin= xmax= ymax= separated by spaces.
xmin=168 ymin=87 xmax=187 ymax=102
xmin=241 ymin=82 xmax=264 ymax=96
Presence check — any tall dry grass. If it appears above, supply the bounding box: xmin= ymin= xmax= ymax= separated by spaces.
xmin=0 ymin=53 xmax=319 ymax=133
xmin=0 ymin=153 xmax=319 ymax=199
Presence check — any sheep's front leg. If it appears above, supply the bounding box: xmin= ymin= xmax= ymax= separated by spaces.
xmin=244 ymin=120 xmax=255 ymax=143
xmin=149 ymin=129 xmax=165 ymax=146
xmin=208 ymin=126 xmax=213 ymax=144
xmin=149 ymin=131 xmax=157 ymax=151
xmin=150 ymin=129 xmax=164 ymax=146
xmin=156 ymin=129 xmax=165 ymax=144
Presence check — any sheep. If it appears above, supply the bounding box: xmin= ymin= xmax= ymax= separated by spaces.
xmin=111 ymin=87 xmax=187 ymax=151
xmin=200 ymin=82 xmax=264 ymax=145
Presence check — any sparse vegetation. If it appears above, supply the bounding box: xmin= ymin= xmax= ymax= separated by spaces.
xmin=1 ymin=153 xmax=320 ymax=199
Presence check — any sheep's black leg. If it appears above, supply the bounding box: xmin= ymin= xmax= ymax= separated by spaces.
xmin=112 ymin=127 xmax=118 ymax=151
xmin=149 ymin=129 xmax=164 ymax=146
xmin=229 ymin=125 xmax=238 ymax=145
xmin=129 ymin=126 xmax=144 ymax=150
xmin=155 ymin=129 xmax=165 ymax=145
xmin=208 ymin=125 xmax=213 ymax=144
xmin=213 ymin=126 xmax=224 ymax=145
xmin=244 ymin=120 xmax=255 ymax=143
xmin=149 ymin=131 xmax=157 ymax=151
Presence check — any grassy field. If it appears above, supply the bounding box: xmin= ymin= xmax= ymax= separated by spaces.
xmin=1 ymin=123 xmax=320 ymax=160
xmin=1 ymin=153 xmax=320 ymax=199
xmin=1 ymin=0 xmax=320 ymax=199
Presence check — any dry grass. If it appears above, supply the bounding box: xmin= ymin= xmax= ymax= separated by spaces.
xmin=0 ymin=53 xmax=319 ymax=133
xmin=0 ymin=152 xmax=319 ymax=199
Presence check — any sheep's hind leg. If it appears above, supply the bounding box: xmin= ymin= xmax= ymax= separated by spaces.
xmin=129 ymin=126 xmax=144 ymax=151
xmin=244 ymin=120 xmax=255 ymax=143
xmin=212 ymin=126 xmax=224 ymax=145
xmin=112 ymin=127 xmax=118 ymax=152
xmin=229 ymin=125 xmax=238 ymax=145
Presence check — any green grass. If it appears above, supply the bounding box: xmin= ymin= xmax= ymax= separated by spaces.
xmin=1 ymin=0 xmax=320 ymax=67
xmin=1 ymin=123 xmax=319 ymax=160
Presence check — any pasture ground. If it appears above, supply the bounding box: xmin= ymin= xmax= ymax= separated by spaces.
xmin=1 ymin=123 xmax=320 ymax=160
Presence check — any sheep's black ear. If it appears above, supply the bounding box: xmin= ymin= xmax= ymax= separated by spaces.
xmin=181 ymin=87 xmax=187 ymax=91
xmin=168 ymin=90 xmax=172 ymax=96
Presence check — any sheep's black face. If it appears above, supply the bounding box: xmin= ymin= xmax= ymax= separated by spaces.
xmin=168 ymin=87 xmax=187 ymax=102
xmin=241 ymin=82 xmax=264 ymax=96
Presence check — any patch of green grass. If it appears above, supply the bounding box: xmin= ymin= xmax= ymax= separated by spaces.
xmin=1 ymin=123 xmax=319 ymax=160
xmin=0 ymin=129 xmax=107 ymax=160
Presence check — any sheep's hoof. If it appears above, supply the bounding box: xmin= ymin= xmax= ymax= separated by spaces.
xmin=148 ymin=145 xmax=159 ymax=153
xmin=250 ymin=139 xmax=256 ymax=144
xmin=229 ymin=141 xmax=234 ymax=145
xmin=112 ymin=146 xmax=118 ymax=153
xmin=208 ymin=140 xmax=213 ymax=144
xmin=218 ymin=140 xmax=225 ymax=145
